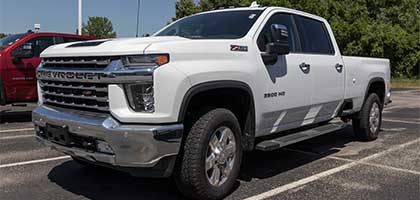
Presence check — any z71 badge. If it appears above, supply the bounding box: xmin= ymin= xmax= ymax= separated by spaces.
xmin=230 ymin=45 xmax=248 ymax=52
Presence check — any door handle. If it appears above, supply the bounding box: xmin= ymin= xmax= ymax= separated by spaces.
xmin=335 ymin=63 xmax=343 ymax=73
xmin=299 ymin=62 xmax=310 ymax=73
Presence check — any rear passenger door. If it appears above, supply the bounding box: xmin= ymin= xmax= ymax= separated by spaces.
xmin=293 ymin=15 xmax=345 ymax=124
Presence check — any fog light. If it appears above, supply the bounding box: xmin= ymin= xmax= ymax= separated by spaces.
xmin=125 ymin=83 xmax=155 ymax=112
xmin=96 ymin=140 xmax=114 ymax=154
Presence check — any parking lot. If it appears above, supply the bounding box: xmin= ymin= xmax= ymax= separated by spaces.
xmin=0 ymin=89 xmax=419 ymax=200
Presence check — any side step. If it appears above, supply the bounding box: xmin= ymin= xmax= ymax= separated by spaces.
xmin=256 ymin=122 xmax=348 ymax=151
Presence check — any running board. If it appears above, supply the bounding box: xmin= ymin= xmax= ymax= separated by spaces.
xmin=256 ymin=122 xmax=348 ymax=151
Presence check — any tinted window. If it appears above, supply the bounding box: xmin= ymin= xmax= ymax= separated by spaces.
xmin=55 ymin=36 xmax=90 ymax=44
xmin=20 ymin=36 xmax=54 ymax=57
xmin=0 ymin=33 xmax=29 ymax=50
xmin=257 ymin=13 xmax=298 ymax=52
xmin=64 ymin=37 xmax=89 ymax=43
xmin=295 ymin=16 xmax=334 ymax=55
xmin=157 ymin=10 xmax=263 ymax=39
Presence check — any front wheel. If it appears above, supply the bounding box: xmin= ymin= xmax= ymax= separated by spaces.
xmin=353 ymin=93 xmax=382 ymax=141
xmin=175 ymin=108 xmax=242 ymax=200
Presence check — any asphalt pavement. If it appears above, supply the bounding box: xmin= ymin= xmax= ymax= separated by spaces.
xmin=0 ymin=89 xmax=419 ymax=200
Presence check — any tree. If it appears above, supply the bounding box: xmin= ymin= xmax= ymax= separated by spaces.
xmin=0 ymin=33 xmax=7 ymax=39
xmin=173 ymin=0 xmax=420 ymax=78
xmin=82 ymin=16 xmax=117 ymax=39
xmin=173 ymin=0 xmax=200 ymax=21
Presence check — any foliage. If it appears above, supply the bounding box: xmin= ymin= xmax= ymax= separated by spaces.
xmin=174 ymin=0 xmax=420 ymax=78
xmin=0 ymin=33 xmax=7 ymax=39
xmin=173 ymin=0 xmax=200 ymax=21
xmin=82 ymin=16 xmax=117 ymax=39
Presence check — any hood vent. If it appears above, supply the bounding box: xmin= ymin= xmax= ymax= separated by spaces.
xmin=66 ymin=40 xmax=108 ymax=48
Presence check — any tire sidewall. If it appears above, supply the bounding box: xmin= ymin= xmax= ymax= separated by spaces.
xmin=361 ymin=93 xmax=382 ymax=139
xmin=176 ymin=108 xmax=243 ymax=200
xmin=201 ymin=113 xmax=242 ymax=196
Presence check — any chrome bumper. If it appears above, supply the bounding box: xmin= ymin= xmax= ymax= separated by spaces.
xmin=32 ymin=105 xmax=183 ymax=170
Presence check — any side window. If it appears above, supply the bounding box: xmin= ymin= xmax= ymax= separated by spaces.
xmin=295 ymin=16 xmax=334 ymax=55
xmin=257 ymin=13 xmax=297 ymax=52
xmin=54 ymin=37 xmax=89 ymax=44
xmin=54 ymin=36 xmax=64 ymax=44
xmin=27 ymin=36 xmax=54 ymax=57
xmin=64 ymin=37 xmax=89 ymax=43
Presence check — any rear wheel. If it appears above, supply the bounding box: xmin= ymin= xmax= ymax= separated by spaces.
xmin=352 ymin=93 xmax=382 ymax=141
xmin=175 ymin=108 xmax=242 ymax=200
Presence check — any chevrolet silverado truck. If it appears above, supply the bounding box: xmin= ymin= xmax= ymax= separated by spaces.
xmin=33 ymin=5 xmax=391 ymax=200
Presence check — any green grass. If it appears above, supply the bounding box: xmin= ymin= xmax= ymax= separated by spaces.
xmin=391 ymin=78 xmax=420 ymax=89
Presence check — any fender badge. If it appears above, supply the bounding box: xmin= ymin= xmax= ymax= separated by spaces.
xmin=230 ymin=45 xmax=248 ymax=52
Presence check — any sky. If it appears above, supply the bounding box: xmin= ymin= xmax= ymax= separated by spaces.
xmin=0 ymin=0 xmax=177 ymax=37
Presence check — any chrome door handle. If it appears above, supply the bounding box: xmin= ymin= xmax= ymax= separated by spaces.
xmin=299 ymin=62 xmax=310 ymax=73
xmin=335 ymin=63 xmax=343 ymax=73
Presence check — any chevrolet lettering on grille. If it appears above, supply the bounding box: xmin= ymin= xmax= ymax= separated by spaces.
xmin=37 ymin=71 xmax=102 ymax=81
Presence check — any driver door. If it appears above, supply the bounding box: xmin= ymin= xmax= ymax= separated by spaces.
xmin=255 ymin=12 xmax=313 ymax=136
xmin=8 ymin=36 xmax=54 ymax=101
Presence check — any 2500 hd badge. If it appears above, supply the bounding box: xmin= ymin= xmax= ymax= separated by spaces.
xmin=264 ymin=91 xmax=286 ymax=98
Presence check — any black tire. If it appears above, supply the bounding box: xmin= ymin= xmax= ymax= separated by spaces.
xmin=352 ymin=93 xmax=382 ymax=141
xmin=0 ymin=78 xmax=6 ymax=105
xmin=174 ymin=108 xmax=242 ymax=200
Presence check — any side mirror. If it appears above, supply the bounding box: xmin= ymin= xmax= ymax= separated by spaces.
xmin=262 ymin=24 xmax=290 ymax=65
xmin=266 ymin=24 xmax=290 ymax=55
xmin=13 ymin=43 xmax=34 ymax=62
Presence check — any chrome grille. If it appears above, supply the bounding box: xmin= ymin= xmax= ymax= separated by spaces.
xmin=40 ymin=80 xmax=109 ymax=112
xmin=42 ymin=56 xmax=119 ymax=70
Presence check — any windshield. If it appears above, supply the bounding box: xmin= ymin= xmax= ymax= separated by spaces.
xmin=0 ymin=33 xmax=29 ymax=50
xmin=156 ymin=10 xmax=263 ymax=39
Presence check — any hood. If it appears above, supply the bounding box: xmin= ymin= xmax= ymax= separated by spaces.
xmin=40 ymin=36 xmax=189 ymax=58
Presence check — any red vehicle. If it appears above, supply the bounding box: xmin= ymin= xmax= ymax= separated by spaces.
xmin=0 ymin=32 xmax=95 ymax=105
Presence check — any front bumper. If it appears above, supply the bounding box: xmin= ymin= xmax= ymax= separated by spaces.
xmin=32 ymin=105 xmax=183 ymax=177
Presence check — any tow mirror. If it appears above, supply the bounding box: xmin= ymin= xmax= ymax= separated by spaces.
xmin=266 ymin=24 xmax=290 ymax=55
xmin=262 ymin=24 xmax=290 ymax=65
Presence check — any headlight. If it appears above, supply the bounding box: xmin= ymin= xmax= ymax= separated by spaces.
xmin=125 ymin=83 xmax=154 ymax=112
xmin=122 ymin=54 xmax=169 ymax=68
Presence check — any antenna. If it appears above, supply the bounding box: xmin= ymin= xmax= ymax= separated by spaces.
xmin=78 ymin=0 xmax=82 ymax=35
xmin=250 ymin=1 xmax=260 ymax=8
xmin=136 ymin=0 xmax=140 ymax=37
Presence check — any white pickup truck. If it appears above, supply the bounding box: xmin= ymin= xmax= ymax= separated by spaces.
xmin=33 ymin=5 xmax=391 ymax=200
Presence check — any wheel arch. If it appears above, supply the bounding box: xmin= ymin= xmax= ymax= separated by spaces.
xmin=364 ymin=77 xmax=386 ymax=106
xmin=178 ymin=80 xmax=256 ymax=151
